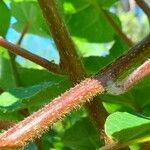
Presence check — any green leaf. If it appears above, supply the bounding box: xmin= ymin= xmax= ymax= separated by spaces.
xmin=18 ymin=66 xmax=67 ymax=87
xmin=62 ymin=118 xmax=102 ymax=150
xmin=98 ymin=0 xmax=118 ymax=7
xmin=0 ymin=1 xmax=11 ymax=36
xmin=0 ymin=80 xmax=70 ymax=113
xmin=105 ymin=112 xmax=150 ymax=143
xmin=0 ymin=47 xmax=16 ymax=89
xmin=83 ymin=36 xmax=128 ymax=75
xmin=0 ymin=111 xmax=23 ymax=121
xmin=74 ymin=38 xmax=114 ymax=57
xmin=10 ymin=1 xmax=49 ymax=36
xmin=63 ymin=0 xmax=121 ymax=43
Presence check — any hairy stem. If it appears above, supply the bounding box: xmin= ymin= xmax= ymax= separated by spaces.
xmin=121 ymin=59 xmax=150 ymax=91
xmin=38 ymin=0 xmax=109 ymax=142
xmin=0 ymin=78 xmax=104 ymax=149
xmin=0 ymin=33 xmax=149 ymax=149
xmin=0 ymin=38 xmax=62 ymax=75
xmin=107 ymin=59 xmax=150 ymax=95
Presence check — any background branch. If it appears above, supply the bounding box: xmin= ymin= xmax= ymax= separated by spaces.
xmin=6 ymin=23 xmax=30 ymax=86
xmin=0 ymin=38 xmax=62 ymax=75
xmin=16 ymin=22 xmax=30 ymax=46
xmin=95 ymin=34 xmax=150 ymax=84
xmin=93 ymin=2 xmax=133 ymax=47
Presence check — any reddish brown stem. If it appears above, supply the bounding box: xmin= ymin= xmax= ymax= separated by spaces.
xmin=122 ymin=59 xmax=150 ymax=91
xmin=95 ymin=34 xmax=150 ymax=84
xmin=0 ymin=37 xmax=62 ymax=75
xmin=0 ymin=78 xmax=104 ymax=149
xmin=107 ymin=59 xmax=150 ymax=95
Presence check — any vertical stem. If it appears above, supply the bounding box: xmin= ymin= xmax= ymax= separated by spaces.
xmin=38 ymin=0 xmax=109 ymax=143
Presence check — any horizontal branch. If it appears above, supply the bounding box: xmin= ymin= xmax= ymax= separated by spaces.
xmin=0 ymin=34 xmax=149 ymax=149
xmin=121 ymin=59 xmax=150 ymax=90
xmin=95 ymin=34 xmax=150 ymax=85
xmin=0 ymin=37 xmax=62 ymax=75
xmin=0 ymin=78 xmax=104 ymax=149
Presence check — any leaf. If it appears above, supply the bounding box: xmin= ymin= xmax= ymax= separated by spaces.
xmin=0 ymin=111 xmax=23 ymax=121
xmin=0 ymin=80 xmax=70 ymax=113
xmin=83 ymin=36 xmax=128 ymax=75
xmin=24 ymin=143 xmax=38 ymax=150
xmin=74 ymin=38 xmax=114 ymax=57
xmin=63 ymin=0 xmax=121 ymax=43
xmin=105 ymin=112 xmax=150 ymax=143
xmin=62 ymin=118 xmax=102 ymax=150
xmin=10 ymin=1 xmax=49 ymax=36
xmin=0 ymin=1 xmax=11 ymax=36
xmin=97 ymin=0 xmax=118 ymax=7
xmin=18 ymin=66 xmax=67 ymax=87
xmin=0 ymin=47 xmax=16 ymax=90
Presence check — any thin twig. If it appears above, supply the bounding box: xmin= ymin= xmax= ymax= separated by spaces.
xmin=0 ymin=38 xmax=62 ymax=75
xmin=92 ymin=1 xmax=133 ymax=47
xmin=17 ymin=22 xmax=30 ymax=46
xmin=7 ymin=23 xmax=30 ymax=86
xmin=121 ymin=59 xmax=150 ymax=91
xmin=107 ymin=59 xmax=150 ymax=95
